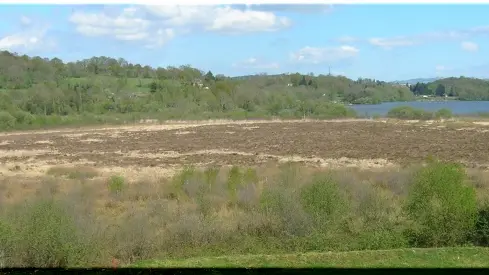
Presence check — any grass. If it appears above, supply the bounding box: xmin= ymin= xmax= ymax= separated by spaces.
xmin=1 ymin=161 xmax=489 ymax=267
xmin=387 ymin=106 xmax=453 ymax=120
xmin=131 ymin=247 xmax=489 ymax=268
xmin=107 ymin=175 xmax=125 ymax=195
xmin=46 ymin=166 xmax=100 ymax=180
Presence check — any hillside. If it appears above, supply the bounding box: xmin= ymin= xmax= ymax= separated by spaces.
xmin=408 ymin=76 xmax=489 ymax=100
xmin=1 ymin=50 xmax=489 ymax=131
xmin=392 ymin=77 xmax=441 ymax=85
xmin=0 ymin=50 xmax=419 ymax=130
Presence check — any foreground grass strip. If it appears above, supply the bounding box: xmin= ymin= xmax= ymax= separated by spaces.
xmin=131 ymin=247 xmax=489 ymax=268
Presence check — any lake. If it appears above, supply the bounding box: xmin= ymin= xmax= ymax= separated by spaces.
xmin=350 ymin=101 xmax=489 ymax=117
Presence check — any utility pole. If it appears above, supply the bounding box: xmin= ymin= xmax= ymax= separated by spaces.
xmin=328 ymin=66 xmax=331 ymax=76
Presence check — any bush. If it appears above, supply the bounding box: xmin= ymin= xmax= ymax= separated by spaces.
xmin=11 ymin=110 xmax=35 ymax=125
xmin=472 ymin=203 xmax=489 ymax=246
xmin=314 ymin=102 xmax=357 ymax=119
xmin=3 ymin=162 xmax=488 ymax=266
xmin=203 ymin=166 xmax=219 ymax=189
xmin=227 ymin=166 xmax=243 ymax=202
xmin=404 ymin=160 xmax=478 ymax=247
xmin=259 ymin=185 xmax=311 ymax=238
xmin=168 ymin=166 xmax=202 ymax=200
xmin=5 ymin=199 xmax=92 ymax=267
xmin=0 ymin=111 xmax=16 ymax=130
xmin=387 ymin=106 xmax=433 ymax=120
xmin=47 ymin=166 xmax=99 ymax=180
xmin=434 ymin=108 xmax=453 ymax=119
xmin=300 ymin=173 xmax=349 ymax=228
xmin=107 ymin=175 xmax=125 ymax=195
xmin=372 ymin=113 xmax=381 ymax=119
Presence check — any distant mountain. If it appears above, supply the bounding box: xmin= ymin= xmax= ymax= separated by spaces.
xmin=391 ymin=77 xmax=442 ymax=85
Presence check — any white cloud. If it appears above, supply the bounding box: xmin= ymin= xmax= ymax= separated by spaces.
xmin=435 ymin=65 xmax=448 ymax=71
xmin=145 ymin=28 xmax=175 ymax=49
xmin=435 ymin=65 xmax=453 ymax=76
xmin=70 ymin=7 xmax=175 ymax=48
xmin=336 ymin=35 xmax=358 ymax=43
xmin=20 ymin=16 xmax=31 ymax=26
xmin=369 ymin=37 xmax=417 ymax=50
xmin=70 ymin=8 xmax=151 ymax=38
xmin=233 ymin=57 xmax=280 ymax=69
xmin=69 ymin=5 xmax=291 ymax=48
xmin=0 ymin=34 xmax=38 ymax=51
xmin=241 ymin=4 xmax=334 ymax=14
xmin=209 ymin=7 xmax=290 ymax=33
xmin=461 ymin=41 xmax=479 ymax=52
xmin=145 ymin=5 xmax=291 ymax=34
xmin=290 ymin=45 xmax=359 ymax=64
xmin=367 ymin=26 xmax=489 ymax=49
xmin=0 ymin=17 xmax=51 ymax=52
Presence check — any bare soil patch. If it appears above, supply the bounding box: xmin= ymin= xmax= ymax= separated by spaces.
xmin=0 ymin=120 xmax=488 ymax=178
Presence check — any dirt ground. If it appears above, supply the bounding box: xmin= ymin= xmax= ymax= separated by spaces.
xmin=1 ymin=119 xmax=489 ymax=179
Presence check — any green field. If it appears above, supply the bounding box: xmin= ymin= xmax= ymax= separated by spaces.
xmin=131 ymin=247 xmax=489 ymax=268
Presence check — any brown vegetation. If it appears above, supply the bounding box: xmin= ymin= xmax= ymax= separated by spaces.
xmin=1 ymin=120 xmax=489 ymax=177
xmin=1 ymin=120 xmax=489 ymax=267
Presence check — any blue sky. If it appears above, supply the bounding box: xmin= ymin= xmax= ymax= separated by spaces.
xmin=1 ymin=4 xmax=489 ymax=81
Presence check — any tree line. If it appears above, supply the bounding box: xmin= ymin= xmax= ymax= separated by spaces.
xmin=1 ymin=50 xmax=489 ymax=129
xmin=408 ymin=77 xmax=489 ymax=100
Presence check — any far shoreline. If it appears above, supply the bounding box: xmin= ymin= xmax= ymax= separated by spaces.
xmin=3 ymin=116 xmax=489 ymax=137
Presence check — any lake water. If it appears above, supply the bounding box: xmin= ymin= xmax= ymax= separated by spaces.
xmin=350 ymin=101 xmax=489 ymax=117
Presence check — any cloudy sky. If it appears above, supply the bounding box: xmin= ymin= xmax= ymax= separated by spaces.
xmin=1 ymin=4 xmax=489 ymax=81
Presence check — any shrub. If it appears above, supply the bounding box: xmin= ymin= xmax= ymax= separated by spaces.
xmin=350 ymin=186 xmax=409 ymax=250
xmin=387 ymin=106 xmax=433 ymax=120
xmin=259 ymin=185 xmax=311 ymax=238
xmin=203 ymin=166 xmax=219 ymax=190
xmin=47 ymin=166 xmax=99 ymax=180
xmin=404 ymin=160 xmax=478 ymax=247
xmin=107 ymin=175 xmax=125 ymax=195
xmin=0 ymin=111 xmax=16 ymax=130
xmin=169 ymin=166 xmax=203 ymax=200
xmin=300 ymin=173 xmax=349 ymax=228
xmin=434 ymin=108 xmax=453 ymax=119
xmin=3 ymin=162 xmax=486 ymax=266
xmin=227 ymin=166 xmax=243 ymax=202
xmin=243 ymin=168 xmax=258 ymax=186
xmin=5 ymin=199 xmax=91 ymax=267
xmin=472 ymin=203 xmax=489 ymax=246
xmin=11 ymin=110 xmax=35 ymax=125
xmin=314 ymin=102 xmax=357 ymax=119
xmin=372 ymin=113 xmax=381 ymax=119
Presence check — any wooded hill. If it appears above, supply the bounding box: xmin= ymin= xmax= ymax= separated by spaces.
xmin=415 ymin=77 xmax=489 ymax=100
xmin=0 ymin=50 xmax=488 ymax=129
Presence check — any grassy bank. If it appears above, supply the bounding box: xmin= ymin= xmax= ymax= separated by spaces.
xmin=0 ymin=106 xmax=358 ymax=132
xmin=5 ymin=104 xmax=489 ymax=133
xmin=1 ymin=160 xmax=489 ymax=267
xmin=386 ymin=106 xmax=453 ymax=120
xmin=132 ymin=247 xmax=489 ymax=268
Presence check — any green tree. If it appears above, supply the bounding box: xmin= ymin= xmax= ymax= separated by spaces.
xmin=149 ymin=81 xmax=158 ymax=93
xmin=289 ymin=73 xmax=302 ymax=87
xmin=204 ymin=71 xmax=215 ymax=82
xmin=435 ymin=84 xmax=446 ymax=97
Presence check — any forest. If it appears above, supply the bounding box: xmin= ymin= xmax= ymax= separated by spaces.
xmin=1 ymin=50 xmax=488 ymax=129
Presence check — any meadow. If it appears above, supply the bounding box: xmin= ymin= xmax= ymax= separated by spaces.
xmin=1 ymin=118 xmax=489 ymax=267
